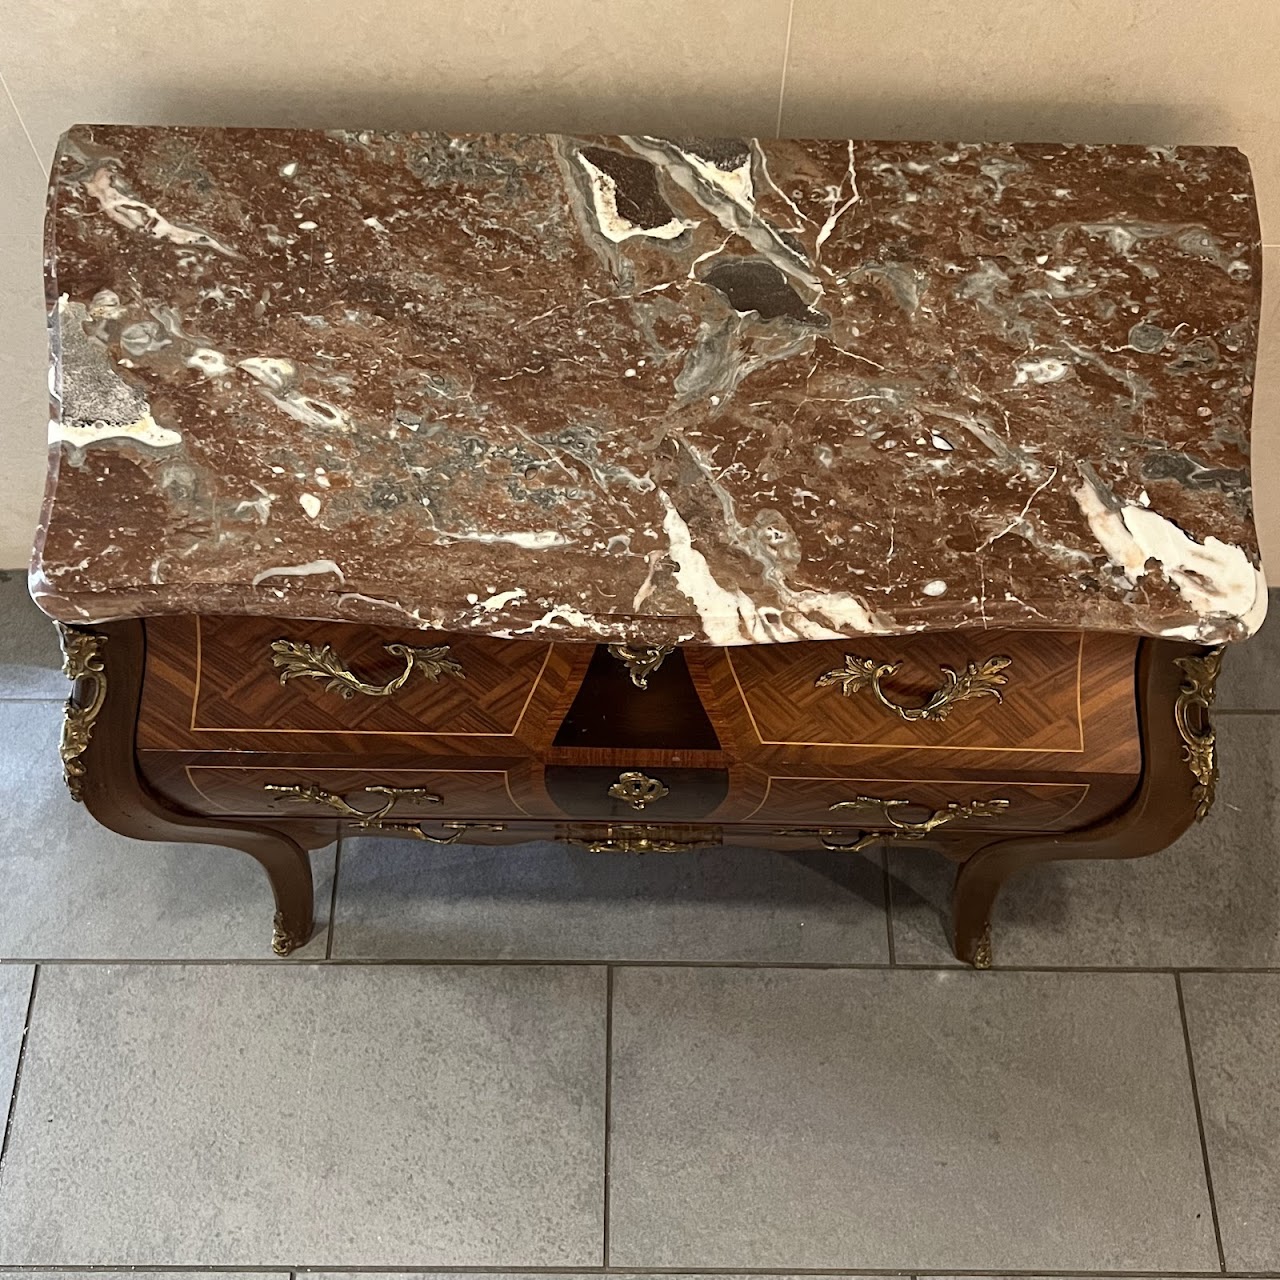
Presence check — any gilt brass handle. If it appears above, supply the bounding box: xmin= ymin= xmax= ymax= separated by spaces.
xmin=573 ymin=825 xmax=717 ymax=854
xmin=608 ymin=771 xmax=669 ymax=810
xmin=829 ymin=794 xmax=1011 ymax=836
xmin=781 ymin=794 xmax=1011 ymax=852
xmin=779 ymin=828 xmax=885 ymax=853
xmin=607 ymin=643 xmax=674 ymax=690
xmin=816 ymin=653 xmax=1011 ymax=722
xmin=269 ymin=638 xmax=463 ymax=699
xmin=263 ymin=782 xmax=504 ymax=844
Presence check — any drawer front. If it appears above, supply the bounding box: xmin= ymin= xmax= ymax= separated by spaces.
xmin=164 ymin=765 xmax=531 ymax=820
xmin=700 ymin=631 xmax=1136 ymax=757
xmin=742 ymin=776 xmax=1093 ymax=833
xmin=139 ymin=615 xmax=573 ymax=750
xmin=544 ymin=766 xmax=730 ymax=820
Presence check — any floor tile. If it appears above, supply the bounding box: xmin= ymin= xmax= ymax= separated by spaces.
xmin=0 ymin=232 xmax=47 ymax=570
xmin=0 ymin=571 xmax=63 ymax=696
xmin=0 ymin=964 xmax=34 ymax=1108
xmin=0 ymin=963 xmax=606 ymax=1265
xmin=608 ymin=967 xmax=1214 ymax=1271
xmin=1182 ymin=972 xmax=1280 ymax=1271
xmin=891 ymin=715 xmax=1280 ymax=967
xmin=318 ymin=1275 xmax=877 ymax=1280
xmin=0 ymin=1275 xmax=284 ymax=1280
xmin=333 ymin=839 xmax=887 ymax=962
xmin=1217 ymin=590 xmax=1280 ymax=709
xmin=0 ymin=700 xmax=333 ymax=959
xmin=0 ymin=1 xmax=790 ymax=161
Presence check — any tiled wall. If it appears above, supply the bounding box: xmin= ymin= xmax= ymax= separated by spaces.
xmin=1 ymin=0 xmax=1276 ymax=570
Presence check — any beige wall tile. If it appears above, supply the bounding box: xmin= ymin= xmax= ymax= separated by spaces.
xmin=781 ymin=0 xmax=1280 ymax=245
xmin=0 ymin=74 xmax=44 ymax=235
xmin=0 ymin=0 xmax=792 ymax=164
xmin=0 ymin=232 xmax=47 ymax=568
xmin=0 ymin=76 xmax=48 ymax=566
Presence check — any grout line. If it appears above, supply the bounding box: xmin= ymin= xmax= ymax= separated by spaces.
xmin=324 ymin=837 xmax=343 ymax=961
xmin=881 ymin=846 xmax=897 ymax=966
xmin=7 ymin=955 xmax=1280 ymax=974
xmin=8 ymin=1266 xmax=1275 ymax=1276
xmin=602 ymin=965 xmax=615 ymax=1268
xmin=1176 ymin=972 xmax=1228 ymax=1273
xmin=774 ymin=0 xmax=796 ymax=138
xmin=0 ymin=67 xmax=44 ymax=171
xmin=0 ymin=965 xmax=40 ymax=1187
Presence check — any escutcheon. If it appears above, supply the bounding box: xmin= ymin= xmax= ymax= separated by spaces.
xmin=1174 ymin=644 xmax=1225 ymax=820
xmin=57 ymin=624 xmax=108 ymax=802
xmin=608 ymin=770 xmax=670 ymax=810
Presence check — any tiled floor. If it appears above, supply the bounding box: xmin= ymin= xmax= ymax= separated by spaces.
xmin=1 ymin=570 xmax=1280 ymax=1273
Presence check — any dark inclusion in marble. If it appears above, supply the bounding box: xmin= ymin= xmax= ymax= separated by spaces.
xmin=31 ymin=126 xmax=1267 ymax=645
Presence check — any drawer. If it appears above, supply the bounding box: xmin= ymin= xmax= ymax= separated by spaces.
xmin=740 ymin=776 xmax=1097 ymax=833
xmin=693 ymin=630 xmax=1139 ymax=761
xmin=139 ymin=615 xmax=576 ymax=752
xmin=147 ymin=763 xmax=532 ymax=820
xmin=544 ymin=765 xmax=730 ymax=820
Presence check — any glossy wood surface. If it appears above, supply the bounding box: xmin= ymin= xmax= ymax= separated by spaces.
xmin=140 ymin=615 xmax=587 ymax=756
xmin=109 ymin=612 xmax=1199 ymax=963
xmin=687 ymin=629 xmax=1141 ymax=776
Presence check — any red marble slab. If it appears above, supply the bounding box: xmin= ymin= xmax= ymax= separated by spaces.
xmin=30 ymin=126 xmax=1266 ymax=644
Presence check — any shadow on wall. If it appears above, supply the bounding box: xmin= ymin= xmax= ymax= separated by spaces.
xmin=777 ymin=97 xmax=1235 ymax=146
xmin=87 ymin=92 xmax=1235 ymax=148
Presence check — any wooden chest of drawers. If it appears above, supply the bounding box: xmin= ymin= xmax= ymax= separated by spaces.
xmin=33 ymin=126 xmax=1262 ymax=966
xmin=57 ymin=612 xmax=1222 ymax=965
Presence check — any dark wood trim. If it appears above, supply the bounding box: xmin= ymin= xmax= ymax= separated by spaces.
xmin=72 ymin=619 xmax=331 ymax=955
xmin=61 ymin=616 xmax=1202 ymax=965
xmin=949 ymin=637 xmax=1203 ymax=966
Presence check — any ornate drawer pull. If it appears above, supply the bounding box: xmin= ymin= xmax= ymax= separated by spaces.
xmin=816 ymin=653 xmax=1011 ymax=722
xmin=608 ymin=771 xmax=669 ymax=810
xmin=573 ymin=825 xmax=716 ymax=855
xmin=779 ymin=828 xmax=885 ymax=854
xmin=264 ymin=782 xmax=504 ymax=844
xmin=607 ymin=643 xmax=674 ymax=689
xmin=781 ymin=794 xmax=1011 ymax=853
xmin=829 ymin=794 xmax=1010 ymax=835
xmin=269 ymin=638 xmax=463 ymax=699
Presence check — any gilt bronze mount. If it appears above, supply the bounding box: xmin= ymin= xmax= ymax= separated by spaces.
xmin=269 ymin=638 xmax=463 ymax=699
xmin=817 ymin=653 xmax=1012 ymax=722
xmin=1174 ymin=645 xmax=1225 ymax=820
xmin=56 ymin=624 xmax=108 ymax=802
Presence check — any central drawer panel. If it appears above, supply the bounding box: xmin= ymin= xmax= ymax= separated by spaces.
xmin=544 ymin=765 xmax=731 ymax=820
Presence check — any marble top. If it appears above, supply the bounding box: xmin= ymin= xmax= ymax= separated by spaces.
xmin=31 ymin=125 xmax=1267 ymax=645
